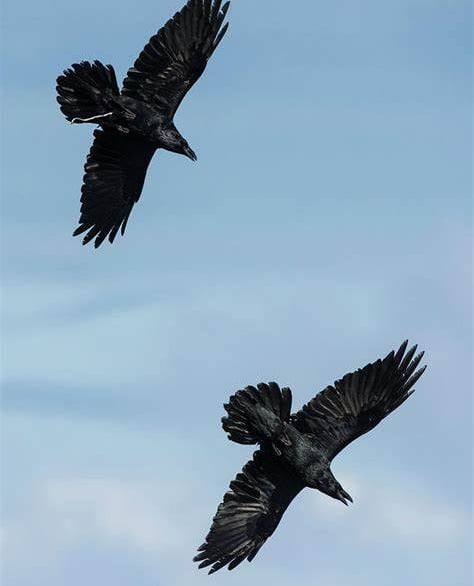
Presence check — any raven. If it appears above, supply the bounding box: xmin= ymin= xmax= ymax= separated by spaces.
xmin=56 ymin=0 xmax=230 ymax=248
xmin=194 ymin=340 xmax=426 ymax=574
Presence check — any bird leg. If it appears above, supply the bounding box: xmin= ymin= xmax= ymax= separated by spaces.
xmin=70 ymin=112 xmax=113 ymax=124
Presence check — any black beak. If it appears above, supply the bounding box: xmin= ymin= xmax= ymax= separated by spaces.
xmin=337 ymin=488 xmax=353 ymax=506
xmin=183 ymin=145 xmax=197 ymax=162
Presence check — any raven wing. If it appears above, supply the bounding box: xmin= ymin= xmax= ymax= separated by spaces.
xmin=291 ymin=341 xmax=427 ymax=461
xmin=73 ymin=129 xmax=156 ymax=248
xmin=194 ymin=450 xmax=303 ymax=574
xmin=121 ymin=0 xmax=230 ymax=118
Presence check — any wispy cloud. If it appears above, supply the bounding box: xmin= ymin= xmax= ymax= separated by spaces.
xmin=310 ymin=470 xmax=470 ymax=547
xmin=3 ymin=470 xmax=471 ymax=586
xmin=3 ymin=475 xmax=196 ymax=568
xmin=44 ymin=478 xmax=180 ymax=553
xmin=2 ymin=473 xmax=298 ymax=586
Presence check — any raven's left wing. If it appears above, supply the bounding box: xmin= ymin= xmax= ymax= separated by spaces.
xmin=194 ymin=450 xmax=303 ymax=574
xmin=73 ymin=129 xmax=156 ymax=247
xmin=121 ymin=0 xmax=230 ymax=118
xmin=292 ymin=341 xmax=427 ymax=461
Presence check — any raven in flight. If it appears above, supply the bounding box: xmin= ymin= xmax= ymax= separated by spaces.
xmin=56 ymin=0 xmax=230 ymax=248
xmin=194 ymin=341 xmax=426 ymax=574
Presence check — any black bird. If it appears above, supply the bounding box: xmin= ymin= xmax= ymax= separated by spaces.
xmin=194 ymin=341 xmax=427 ymax=574
xmin=56 ymin=0 xmax=230 ymax=248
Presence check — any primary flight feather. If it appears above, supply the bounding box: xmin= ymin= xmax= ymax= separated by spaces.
xmin=194 ymin=340 xmax=427 ymax=574
xmin=56 ymin=0 xmax=230 ymax=248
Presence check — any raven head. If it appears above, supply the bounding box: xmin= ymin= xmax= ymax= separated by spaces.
xmin=309 ymin=467 xmax=353 ymax=506
xmin=161 ymin=126 xmax=197 ymax=161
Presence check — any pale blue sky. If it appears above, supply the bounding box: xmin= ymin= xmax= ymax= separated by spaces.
xmin=1 ymin=1 xmax=472 ymax=585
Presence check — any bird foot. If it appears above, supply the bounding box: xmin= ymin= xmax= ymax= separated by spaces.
xmin=121 ymin=108 xmax=136 ymax=120
xmin=70 ymin=112 xmax=113 ymax=124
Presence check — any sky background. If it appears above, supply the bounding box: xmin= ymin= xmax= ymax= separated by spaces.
xmin=1 ymin=0 xmax=472 ymax=584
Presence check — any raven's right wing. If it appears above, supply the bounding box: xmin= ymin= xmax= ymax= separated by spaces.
xmin=121 ymin=0 xmax=230 ymax=118
xmin=194 ymin=450 xmax=303 ymax=574
xmin=291 ymin=341 xmax=427 ymax=461
xmin=73 ymin=129 xmax=156 ymax=248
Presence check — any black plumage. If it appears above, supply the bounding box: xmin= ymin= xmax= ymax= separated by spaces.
xmin=56 ymin=0 xmax=230 ymax=247
xmin=194 ymin=341 xmax=427 ymax=574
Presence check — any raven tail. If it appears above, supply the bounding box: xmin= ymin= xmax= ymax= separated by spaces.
xmin=222 ymin=383 xmax=292 ymax=449
xmin=56 ymin=60 xmax=119 ymax=123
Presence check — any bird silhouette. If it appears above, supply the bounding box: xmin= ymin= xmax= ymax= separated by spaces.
xmin=194 ymin=340 xmax=426 ymax=574
xmin=56 ymin=0 xmax=230 ymax=248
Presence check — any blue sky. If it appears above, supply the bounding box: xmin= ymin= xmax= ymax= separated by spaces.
xmin=1 ymin=0 xmax=472 ymax=584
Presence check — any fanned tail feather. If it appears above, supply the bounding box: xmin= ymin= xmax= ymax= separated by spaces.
xmin=56 ymin=60 xmax=119 ymax=123
xmin=222 ymin=383 xmax=292 ymax=446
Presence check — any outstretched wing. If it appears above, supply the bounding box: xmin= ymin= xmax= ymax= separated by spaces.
xmin=292 ymin=341 xmax=427 ymax=460
xmin=73 ymin=129 xmax=156 ymax=248
xmin=121 ymin=0 xmax=230 ymax=118
xmin=194 ymin=450 xmax=303 ymax=574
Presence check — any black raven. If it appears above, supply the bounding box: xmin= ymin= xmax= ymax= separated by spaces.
xmin=194 ymin=340 xmax=427 ymax=574
xmin=56 ymin=0 xmax=230 ymax=248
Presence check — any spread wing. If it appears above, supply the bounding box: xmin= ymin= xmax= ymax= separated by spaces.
xmin=194 ymin=450 xmax=303 ymax=574
xmin=73 ymin=129 xmax=156 ymax=248
xmin=121 ymin=0 xmax=230 ymax=118
xmin=292 ymin=341 xmax=427 ymax=460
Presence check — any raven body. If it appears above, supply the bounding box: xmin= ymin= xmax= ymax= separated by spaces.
xmin=56 ymin=0 xmax=230 ymax=247
xmin=194 ymin=341 xmax=427 ymax=574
